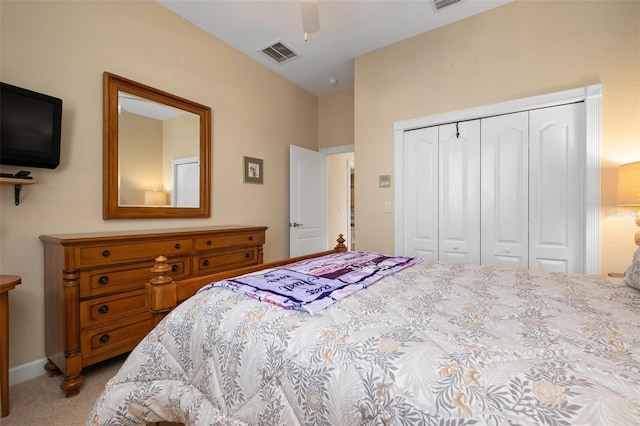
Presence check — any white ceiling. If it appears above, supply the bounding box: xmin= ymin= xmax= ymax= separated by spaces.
xmin=156 ymin=0 xmax=513 ymax=97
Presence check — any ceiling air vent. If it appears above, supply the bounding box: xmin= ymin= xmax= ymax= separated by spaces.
xmin=433 ymin=0 xmax=462 ymax=10
xmin=260 ymin=41 xmax=298 ymax=64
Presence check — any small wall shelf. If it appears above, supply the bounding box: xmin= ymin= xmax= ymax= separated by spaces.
xmin=0 ymin=177 xmax=38 ymax=205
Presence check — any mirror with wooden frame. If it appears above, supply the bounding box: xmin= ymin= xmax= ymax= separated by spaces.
xmin=103 ymin=72 xmax=211 ymax=219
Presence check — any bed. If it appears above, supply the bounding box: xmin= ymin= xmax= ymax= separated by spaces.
xmin=88 ymin=245 xmax=640 ymax=425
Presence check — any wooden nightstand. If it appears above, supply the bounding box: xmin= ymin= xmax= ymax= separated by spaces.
xmin=0 ymin=275 xmax=21 ymax=417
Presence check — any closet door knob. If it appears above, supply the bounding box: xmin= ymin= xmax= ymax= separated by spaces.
xmin=505 ymin=248 xmax=512 ymax=254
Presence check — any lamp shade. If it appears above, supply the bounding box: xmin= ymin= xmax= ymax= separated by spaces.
xmin=617 ymin=161 xmax=640 ymax=206
xmin=144 ymin=190 xmax=167 ymax=206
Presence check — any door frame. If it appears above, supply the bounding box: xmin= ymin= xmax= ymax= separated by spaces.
xmin=393 ymin=84 xmax=602 ymax=274
xmin=347 ymin=159 xmax=355 ymax=251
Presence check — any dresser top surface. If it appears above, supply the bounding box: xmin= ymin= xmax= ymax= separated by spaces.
xmin=39 ymin=225 xmax=268 ymax=244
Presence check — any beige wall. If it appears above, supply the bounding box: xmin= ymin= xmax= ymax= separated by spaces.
xmin=319 ymin=89 xmax=354 ymax=149
xmin=163 ymin=113 xmax=200 ymax=197
xmin=0 ymin=1 xmax=317 ymax=369
xmin=119 ymin=111 xmax=164 ymax=205
xmin=354 ymin=0 xmax=640 ymax=274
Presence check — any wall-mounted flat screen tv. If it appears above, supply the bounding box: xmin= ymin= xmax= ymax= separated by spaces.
xmin=0 ymin=82 xmax=63 ymax=169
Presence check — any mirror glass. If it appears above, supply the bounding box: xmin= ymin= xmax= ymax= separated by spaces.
xmin=103 ymin=72 xmax=211 ymax=219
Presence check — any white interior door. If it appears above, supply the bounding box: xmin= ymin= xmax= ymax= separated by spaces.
xmin=290 ymin=145 xmax=328 ymax=257
xmin=172 ymin=157 xmax=199 ymax=207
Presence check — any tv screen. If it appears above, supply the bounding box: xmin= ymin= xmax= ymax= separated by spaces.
xmin=0 ymin=82 xmax=62 ymax=169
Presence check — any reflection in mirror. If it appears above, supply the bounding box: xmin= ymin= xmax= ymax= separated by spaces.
xmin=118 ymin=92 xmax=200 ymax=207
xmin=103 ymin=72 xmax=211 ymax=219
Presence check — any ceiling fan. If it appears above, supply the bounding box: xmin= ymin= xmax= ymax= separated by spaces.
xmin=300 ymin=0 xmax=320 ymax=41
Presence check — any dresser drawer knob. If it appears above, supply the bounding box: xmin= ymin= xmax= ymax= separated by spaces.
xmin=102 ymin=250 xmax=110 ymax=257
xmin=206 ymin=240 xmax=212 ymax=246
xmin=99 ymin=334 xmax=110 ymax=344
xmin=174 ymin=243 xmax=181 ymax=249
xmin=98 ymin=305 xmax=110 ymax=315
xmin=203 ymin=259 xmax=210 ymax=267
xmin=245 ymin=252 xmax=251 ymax=259
xmin=98 ymin=276 xmax=110 ymax=285
xmin=248 ymin=236 xmax=253 ymax=241
xmin=171 ymin=264 xmax=179 ymax=273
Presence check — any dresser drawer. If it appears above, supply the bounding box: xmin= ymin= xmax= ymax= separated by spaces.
xmin=194 ymin=232 xmax=263 ymax=251
xmin=193 ymin=247 xmax=258 ymax=275
xmin=80 ymin=289 xmax=148 ymax=328
xmin=81 ymin=315 xmax=154 ymax=367
xmin=79 ymin=257 xmax=190 ymax=298
xmin=78 ymin=238 xmax=193 ymax=267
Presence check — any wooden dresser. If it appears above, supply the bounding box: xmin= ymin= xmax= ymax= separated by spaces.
xmin=40 ymin=225 xmax=267 ymax=397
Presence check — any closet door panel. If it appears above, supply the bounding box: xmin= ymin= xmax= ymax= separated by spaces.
xmin=403 ymin=127 xmax=439 ymax=259
xmin=480 ymin=112 xmax=529 ymax=268
xmin=529 ymin=103 xmax=584 ymax=273
xmin=439 ymin=121 xmax=481 ymax=264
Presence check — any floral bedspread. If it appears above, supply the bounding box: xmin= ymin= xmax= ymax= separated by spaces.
xmin=88 ymin=260 xmax=640 ymax=425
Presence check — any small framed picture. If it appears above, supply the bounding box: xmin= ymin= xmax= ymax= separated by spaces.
xmin=243 ymin=156 xmax=263 ymax=184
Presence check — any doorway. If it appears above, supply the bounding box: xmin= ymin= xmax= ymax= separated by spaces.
xmin=326 ymin=150 xmax=355 ymax=251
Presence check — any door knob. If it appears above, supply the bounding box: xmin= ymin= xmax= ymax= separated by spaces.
xmin=290 ymin=222 xmax=303 ymax=228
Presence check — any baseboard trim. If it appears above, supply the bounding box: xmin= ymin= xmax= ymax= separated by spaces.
xmin=9 ymin=357 xmax=48 ymax=386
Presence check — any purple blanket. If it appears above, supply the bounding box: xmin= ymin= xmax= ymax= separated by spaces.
xmin=199 ymin=251 xmax=422 ymax=313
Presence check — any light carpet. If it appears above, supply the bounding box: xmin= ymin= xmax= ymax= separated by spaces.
xmin=3 ymin=354 xmax=126 ymax=426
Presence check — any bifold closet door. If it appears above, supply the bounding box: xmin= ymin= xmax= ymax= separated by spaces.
xmin=402 ymin=126 xmax=439 ymax=259
xmin=438 ymin=121 xmax=480 ymax=264
xmin=480 ymin=112 xmax=529 ymax=268
xmin=402 ymin=122 xmax=480 ymax=263
xmin=529 ymin=103 xmax=585 ymax=272
xmin=400 ymin=102 xmax=586 ymax=273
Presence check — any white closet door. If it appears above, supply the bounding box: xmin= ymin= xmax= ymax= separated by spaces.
xmin=403 ymin=126 xmax=439 ymax=259
xmin=529 ymin=103 xmax=585 ymax=273
xmin=481 ymin=112 xmax=529 ymax=268
xmin=439 ymin=121 xmax=481 ymax=264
